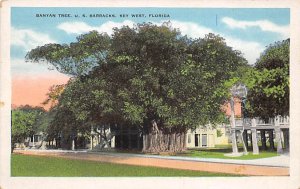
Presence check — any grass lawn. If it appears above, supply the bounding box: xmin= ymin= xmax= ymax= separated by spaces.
xmin=11 ymin=154 xmax=238 ymax=177
xmin=175 ymin=147 xmax=279 ymax=160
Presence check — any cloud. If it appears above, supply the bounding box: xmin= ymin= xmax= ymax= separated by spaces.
xmin=11 ymin=58 xmax=65 ymax=78
xmin=57 ymin=20 xmax=136 ymax=35
xmin=161 ymin=20 xmax=264 ymax=64
xmin=11 ymin=27 xmax=56 ymax=51
xmin=224 ymin=36 xmax=264 ymax=65
xmin=57 ymin=20 xmax=264 ymax=64
xmin=221 ymin=17 xmax=289 ymax=38
xmin=164 ymin=20 xmax=213 ymax=38
xmin=57 ymin=22 xmax=98 ymax=35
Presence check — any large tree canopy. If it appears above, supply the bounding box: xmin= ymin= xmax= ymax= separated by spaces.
xmin=245 ymin=39 xmax=289 ymax=118
xmin=26 ymin=22 xmax=248 ymax=152
xmin=26 ymin=31 xmax=111 ymax=76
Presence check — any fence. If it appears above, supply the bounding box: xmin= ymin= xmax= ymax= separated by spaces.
xmin=234 ymin=116 xmax=289 ymax=129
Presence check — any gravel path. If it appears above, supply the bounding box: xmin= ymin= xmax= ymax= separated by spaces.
xmin=14 ymin=149 xmax=289 ymax=176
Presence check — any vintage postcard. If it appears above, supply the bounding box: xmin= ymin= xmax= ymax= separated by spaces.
xmin=1 ymin=0 xmax=300 ymax=189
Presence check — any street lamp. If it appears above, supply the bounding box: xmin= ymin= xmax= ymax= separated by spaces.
xmin=229 ymin=83 xmax=248 ymax=155
xmin=230 ymin=83 xmax=247 ymax=99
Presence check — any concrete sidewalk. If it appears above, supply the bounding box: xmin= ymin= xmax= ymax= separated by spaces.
xmin=88 ymin=151 xmax=290 ymax=168
xmin=14 ymin=149 xmax=289 ymax=176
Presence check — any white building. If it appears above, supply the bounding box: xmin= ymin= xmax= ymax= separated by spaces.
xmin=186 ymin=124 xmax=230 ymax=148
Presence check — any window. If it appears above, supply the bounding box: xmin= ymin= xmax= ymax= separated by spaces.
xmin=30 ymin=135 xmax=40 ymax=142
xmin=202 ymin=134 xmax=207 ymax=147
xmin=195 ymin=134 xmax=199 ymax=147
xmin=34 ymin=135 xmax=39 ymax=142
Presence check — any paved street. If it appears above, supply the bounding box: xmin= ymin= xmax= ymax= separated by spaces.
xmin=14 ymin=149 xmax=289 ymax=176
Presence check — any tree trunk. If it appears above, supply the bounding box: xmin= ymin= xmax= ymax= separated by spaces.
xmin=243 ymin=130 xmax=248 ymax=149
xmin=283 ymin=129 xmax=289 ymax=152
xmin=128 ymin=130 xmax=132 ymax=149
xmin=142 ymin=121 xmax=187 ymax=153
xmin=142 ymin=134 xmax=147 ymax=152
xmin=261 ymin=130 xmax=267 ymax=150
xmin=249 ymin=132 xmax=252 ymax=148
xmin=269 ymin=130 xmax=275 ymax=151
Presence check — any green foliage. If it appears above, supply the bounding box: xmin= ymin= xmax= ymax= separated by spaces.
xmin=46 ymin=105 xmax=87 ymax=146
xmin=216 ymin=129 xmax=223 ymax=137
xmin=11 ymin=105 xmax=45 ymax=148
xmin=42 ymin=84 xmax=65 ymax=108
xmin=26 ymin=22 xmax=248 ymax=138
xmin=25 ymin=31 xmax=111 ymax=76
xmin=245 ymin=39 xmax=289 ymax=118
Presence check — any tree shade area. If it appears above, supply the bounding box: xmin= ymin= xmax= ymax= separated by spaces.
xmin=23 ymin=22 xmax=289 ymax=153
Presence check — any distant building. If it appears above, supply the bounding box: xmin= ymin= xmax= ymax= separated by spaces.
xmin=186 ymin=124 xmax=230 ymax=148
xmin=14 ymin=132 xmax=44 ymax=149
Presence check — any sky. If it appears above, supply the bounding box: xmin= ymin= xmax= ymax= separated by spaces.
xmin=11 ymin=7 xmax=290 ymax=108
